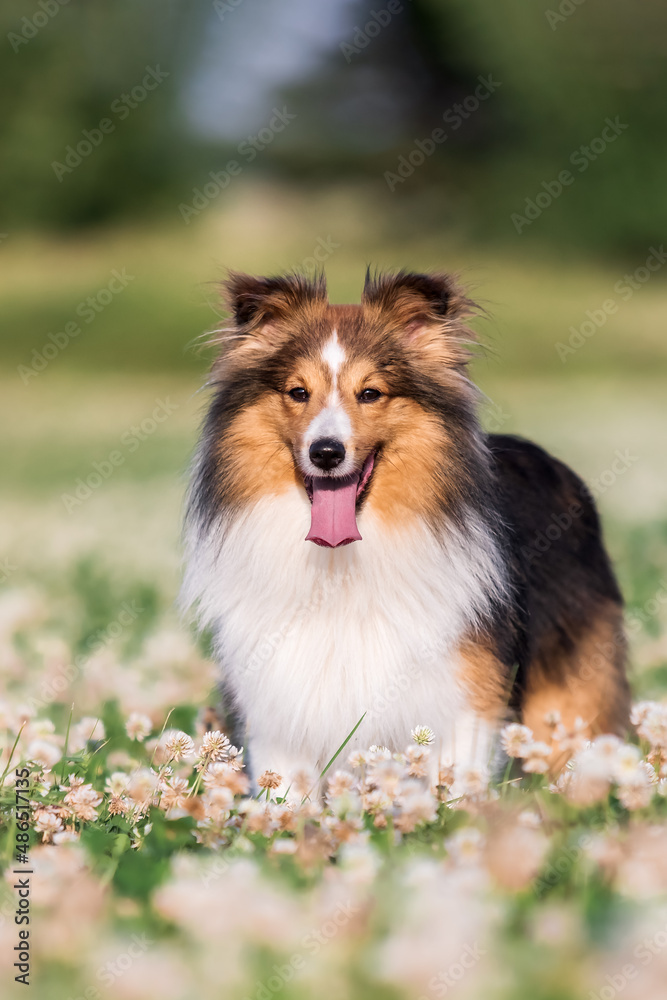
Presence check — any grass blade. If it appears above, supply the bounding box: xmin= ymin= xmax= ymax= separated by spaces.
xmin=0 ymin=722 xmax=26 ymax=787
xmin=319 ymin=711 xmax=367 ymax=780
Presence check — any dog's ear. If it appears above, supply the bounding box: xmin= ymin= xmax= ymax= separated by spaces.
xmin=222 ymin=272 xmax=327 ymax=351
xmin=362 ymin=269 xmax=477 ymax=365
xmin=362 ymin=270 xmax=454 ymax=318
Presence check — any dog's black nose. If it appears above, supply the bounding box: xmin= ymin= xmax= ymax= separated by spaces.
xmin=309 ymin=438 xmax=345 ymax=471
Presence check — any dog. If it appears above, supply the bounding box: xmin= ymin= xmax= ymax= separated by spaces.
xmin=182 ymin=269 xmax=630 ymax=793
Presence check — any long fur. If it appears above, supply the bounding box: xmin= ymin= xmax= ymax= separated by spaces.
xmin=183 ymin=270 xmax=630 ymax=791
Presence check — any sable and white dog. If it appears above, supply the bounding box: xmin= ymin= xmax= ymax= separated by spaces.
xmin=182 ymin=270 xmax=629 ymax=792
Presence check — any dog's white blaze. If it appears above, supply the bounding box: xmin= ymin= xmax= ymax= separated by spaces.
xmin=301 ymin=398 xmax=354 ymax=478
xmin=304 ymin=403 xmax=351 ymax=444
xmin=183 ymin=491 xmax=508 ymax=792
xmin=321 ymin=329 xmax=345 ymax=382
xmin=296 ymin=330 xmax=353 ymax=474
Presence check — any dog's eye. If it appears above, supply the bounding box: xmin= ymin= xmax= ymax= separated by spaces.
xmin=288 ymin=387 xmax=309 ymax=402
xmin=358 ymin=388 xmax=382 ymax=403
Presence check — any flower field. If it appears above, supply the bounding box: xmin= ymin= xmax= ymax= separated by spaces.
xmin=2 ymin=573 xmax=667 ymax=1000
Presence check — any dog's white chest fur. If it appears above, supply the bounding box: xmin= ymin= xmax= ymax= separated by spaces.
xmin=184 ymin=488 xmax=505 ymax=779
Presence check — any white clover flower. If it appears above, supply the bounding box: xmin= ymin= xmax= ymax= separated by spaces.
xmin=105 ymin=771 xmax=131 ymax=796
xmin=164 ymin=730 xmax=195 ymax=761
xmin=52 ymin=830 xmax=80 ymax=845
xmin=410 ymin=725 xmax=435 ymax=747
xmin=500 ymin=723 xmax=534 ymax=758
xmin=28 ymin=718 xmax=56 ymax=739
xmin=394 ymin=785 xmax=438 ymax=832
xmin=637 ymin=704 xmax=667 ymax=749
xmin=159 ymin=776 xmax=190 ymax=812
xmin=126 ymin=767 xmax=159 ymax=805
xmin=630 ymin=700 xmax=658 ymax=728
xmin=257 ymin=770 xmax=282 ymax=791
xmin=517 ymin=809 xmax=542 ymax=829
xmin=63 ymin=781 xmax=102 ymax=822
xmin=34 ymin=809 xmax=63 ymax=843
xmin=405 ymin=745 xmax=430 ymax=778
xmin=522 ymin=741 xmax=552 ymax=774
xmin=454 ymin=764 xmax=490 ymax=798
xmin=326 ymin=770 xmax=356 ymax=800
xmin=553 ymin=716 xmax=588 ymax=754
xmin=361 ymin=787 xmax=393 ymax=816
xmin=591 ymin=734 xmax=623 ymax=760
xmin=26 ymin=739 xmax=62 ymax=769
xmin=125 ymin=713 xmax=153 ymax=742
xmin=616 ymin=761 xmax=656 ymax=810
xmin=202 ymin=762 xmax=249 ymax=796
xmin=226 ymin=745 xmax=245 ymax=771
xmin=202 ymin=785 xmax=235 ymax=819
xmin=446 ymin=826 xmax=485 ymax=864
xmin=612 ymin=744 xmax=643 ymax=784
xmin=196 ymin=730 xmax=230 ymax=769
xmin=565 ymin=738 xmax=617 ymax=805
xmin=367 ymin=758 xmax=403 ymax=798
xmin=271 ymin=838 xmax=297 ymax=855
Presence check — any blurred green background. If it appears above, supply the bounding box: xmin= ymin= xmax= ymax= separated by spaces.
xmin=1 ymin=0 xmax=666 ymax=687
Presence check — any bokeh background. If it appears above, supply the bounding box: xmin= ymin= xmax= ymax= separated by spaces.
xmin=2 ymin=0 xmax=667 ymax=679
xmin=2 ymin=5 xmax=667 ymax=1000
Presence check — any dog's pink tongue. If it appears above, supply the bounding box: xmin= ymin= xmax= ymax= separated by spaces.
xmin=306 ymin=475 xmax=361 ymax=547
